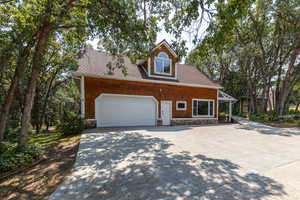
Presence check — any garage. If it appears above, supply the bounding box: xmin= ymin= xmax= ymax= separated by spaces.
xmin=95 ymin=94 xmax=157 ymax=127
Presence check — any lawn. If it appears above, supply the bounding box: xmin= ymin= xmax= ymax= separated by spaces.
xmin=263 ymin=120 xmax=300 ymax=128
xmin=247 ymin=112 xmax=300 ymax=129
xmin=0 ymin=132 xmax=81 ymax=200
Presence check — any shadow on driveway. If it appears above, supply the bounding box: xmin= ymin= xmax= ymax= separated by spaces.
xmin=233 ymin=116 xmax=300 ymax=137
xmin=50 ymin=129 xmax=286 ymax=200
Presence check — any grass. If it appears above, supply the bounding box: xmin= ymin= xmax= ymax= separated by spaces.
xmin=263 ymin=120 xmax=300 ymax=128
xmin=248 ymin=112 xmax=300 ymax=129
xmin=0 ymin=131 xmax=81 ymax=200
xmin=29 ymin=132 xmax=62 ymax=148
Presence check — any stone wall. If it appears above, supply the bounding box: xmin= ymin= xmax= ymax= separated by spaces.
xmin=85 ymin=119 xmax=97 ymax=128
xmin=171 ymin=119 xmax=218 ymax=126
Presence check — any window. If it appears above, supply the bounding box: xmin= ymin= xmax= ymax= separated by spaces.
xmin=176 ymin=101 xmax=187 ymax=110
xmin=192 ymin=99 xmax=214 ymax=117
xmin=155 ymin=52 xmax=171 ymax=75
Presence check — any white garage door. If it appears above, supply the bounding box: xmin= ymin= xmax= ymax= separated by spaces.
xmin=95 ymin=94 xmax=157 ymax=127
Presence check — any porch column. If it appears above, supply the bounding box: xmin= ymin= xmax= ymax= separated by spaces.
xmin=229 ymin=100 xmax=232 ymax=122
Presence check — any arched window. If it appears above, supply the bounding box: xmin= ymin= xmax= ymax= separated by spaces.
xmin=155 ymin=52 xmax=171 ymax=74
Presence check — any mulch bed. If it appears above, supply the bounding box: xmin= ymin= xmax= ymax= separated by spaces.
xmin=0 ymin=135 xmax=80 ymax=200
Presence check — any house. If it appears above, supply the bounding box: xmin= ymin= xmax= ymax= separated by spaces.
xmin=73 ymin=40 xmax=236 ymax=127
xmin=239 ymin=96 xmax=265 ymax=114
xmin=238 ymin=89 xmax=275 ymax=114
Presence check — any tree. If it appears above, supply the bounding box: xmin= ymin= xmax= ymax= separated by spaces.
xmin=1 ymin=0 xmax=204 ymax=146
xmin=186 ymin=0 xmax=300 ymax=116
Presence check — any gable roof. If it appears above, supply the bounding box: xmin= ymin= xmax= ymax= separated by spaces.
xmin=73 ymin=48 xmax=222 ymax=89
xmin=152 ymin=39 xmax=178 ymax=58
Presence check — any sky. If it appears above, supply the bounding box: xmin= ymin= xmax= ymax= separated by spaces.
xmin=87 ymin=18 xmax=209 ymax=61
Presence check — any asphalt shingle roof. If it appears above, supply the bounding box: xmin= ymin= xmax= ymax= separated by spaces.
xmin=75 ymin=48 xmax=222 ymax=88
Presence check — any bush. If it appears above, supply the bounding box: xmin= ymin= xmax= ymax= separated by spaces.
xmin=0 ymin=142 xmax=44 ymax=172
xmin=278 ymin=115 xmax=295 ymax=122
xmin=250 ymin=113 xmax=267 ymax=121
xmin=57 ymin=111 xmax=85 ymax=135
xmin=4 ymin=128 xmax=19 ymax=142
xmin=237 ymin=113 xmax=248 ymax=118
xmin=4 ymin=127 xmax=33 ymax=143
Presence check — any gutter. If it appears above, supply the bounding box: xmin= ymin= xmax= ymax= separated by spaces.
xmin=72 ymin=71 xmax=223 ymax=90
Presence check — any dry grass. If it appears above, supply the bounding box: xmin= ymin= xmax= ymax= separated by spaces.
xmin=0 ymin=134 xmax=80 ymax=200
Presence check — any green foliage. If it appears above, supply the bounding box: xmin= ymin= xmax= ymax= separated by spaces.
xmin=237 ymin=113 xmax=248 ymax=118
xmin=1 ymin=0 xmax=187 ymax=146
xmin=219 ymin=112 xmax=228 ymax=118
xmin=4 ymin=127 xmax=33 ymax=143
xmin=29 ymin=133 xmax=62 ymax=148
xmin=57 ymin=111 xmax=85 ymax=135
xmin=186 ymin=0 xmax=300 ymax=116
xmin=0 ymin=142 xmax=44 ymax=172
xmin=4 ymin=128 xmax=20 ymax=143
xmin=250 ymin=112 xmax=300 ymax=123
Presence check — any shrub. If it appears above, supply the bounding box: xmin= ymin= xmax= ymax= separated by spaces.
xmin=237 ymin=113 xmax=248 ymax=118
xmin=4 ymin=127 xmax=33 ymax=143
xmin=57 ymin=111 xmax=85 ymax=135
xmin=249 ymin=113 xmax=269 ymax=121
xmin=4 ymin=128 xmax=19 ymax=142
xmin=0 ymin=142 xmax=44 ymax=172
xmin=278 ymin=115 xmax=294 ymax=122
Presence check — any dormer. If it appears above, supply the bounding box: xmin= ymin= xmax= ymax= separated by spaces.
xmin=143 ymin=40 xmax=178 ymax=80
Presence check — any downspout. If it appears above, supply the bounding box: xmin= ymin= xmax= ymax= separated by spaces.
xmin=80 ymin=76 xmax=85 ymax=118
xmin=216 ymin=89 xmax=219 ymax=121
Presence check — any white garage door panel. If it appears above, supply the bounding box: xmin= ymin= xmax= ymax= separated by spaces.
xmin=96 ymin=95 xmax=156 ymax=127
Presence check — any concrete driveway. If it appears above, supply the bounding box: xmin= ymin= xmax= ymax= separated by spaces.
xmin=50 ymin=123 xmax=300 ymax=200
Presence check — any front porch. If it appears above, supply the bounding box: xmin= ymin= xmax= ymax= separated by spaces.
xmin=218 ymin=90 xmax=237 ymax=123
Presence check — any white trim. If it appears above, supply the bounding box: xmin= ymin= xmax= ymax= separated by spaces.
xmin=149 ymin=56 xmax=178 ymax=80
xmin=95 ymin=93 xmax=159 ymax=123
xmin=218 ymin=90 xmax=237 ymax=101
xmin=229 ymin=100 xmax=232 ymax=122
xmin=192 ymin=98 xmax=215 ymax=118
xmin=175 ymin=63 xmax=178 ymax=79
xmin=72 ymin=71 xmax=223 ymax=89
xmin=176 ymin=101 xmax=187 ymax=110
xmin=154 ymin=52 xmax=172 ymax=75
xmin=147 ymin=57 xmax=151 ymax=77
xmin=148 ymin=74 xmax=178 ymax=80
xmin=154 ymin=41 xmax=178 ymax=58
xmin=216 ymin=89 xmax=219 ymax=119
xmin=80 ymin=76 xmax=85 ymax=118
xmin=172 ymin=117 xmax=218 ymax=120
xmin=86 ymin=118 xmax=96 ymax=121
xmin=140 ymin=64 xmax=148 ymax=75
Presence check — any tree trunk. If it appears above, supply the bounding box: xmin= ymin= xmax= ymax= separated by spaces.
xmin=40 ymin=68 xmax=60 ymax=128
xmin=18 ymin=25 xmax=52 ymax=148
xmin=296 ymin=103 xmax=299 ymax=111
xmin=275 ymin=48 xmax=300 ymax=116
xmin=0 ymin=43 xmax=34 ymax=141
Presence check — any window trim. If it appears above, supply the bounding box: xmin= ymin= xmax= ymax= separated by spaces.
xmin=154 ymin=52 xmax=172 ymax=75
xmin=192 ymin=99 xmax=215 ymax=118
xmin=176 ymin=101 xmax=187 ymax=111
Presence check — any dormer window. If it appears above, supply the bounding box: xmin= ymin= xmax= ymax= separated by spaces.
xmin=155 ymin=52 xmax=172 ymax=75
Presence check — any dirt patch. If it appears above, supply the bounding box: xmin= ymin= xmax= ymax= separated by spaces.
xmin=0 ymin=135 xmax=80 ymax=200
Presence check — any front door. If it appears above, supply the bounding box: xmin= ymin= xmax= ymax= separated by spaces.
xmin=161 ymin=101 xmax=172 ymax=125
